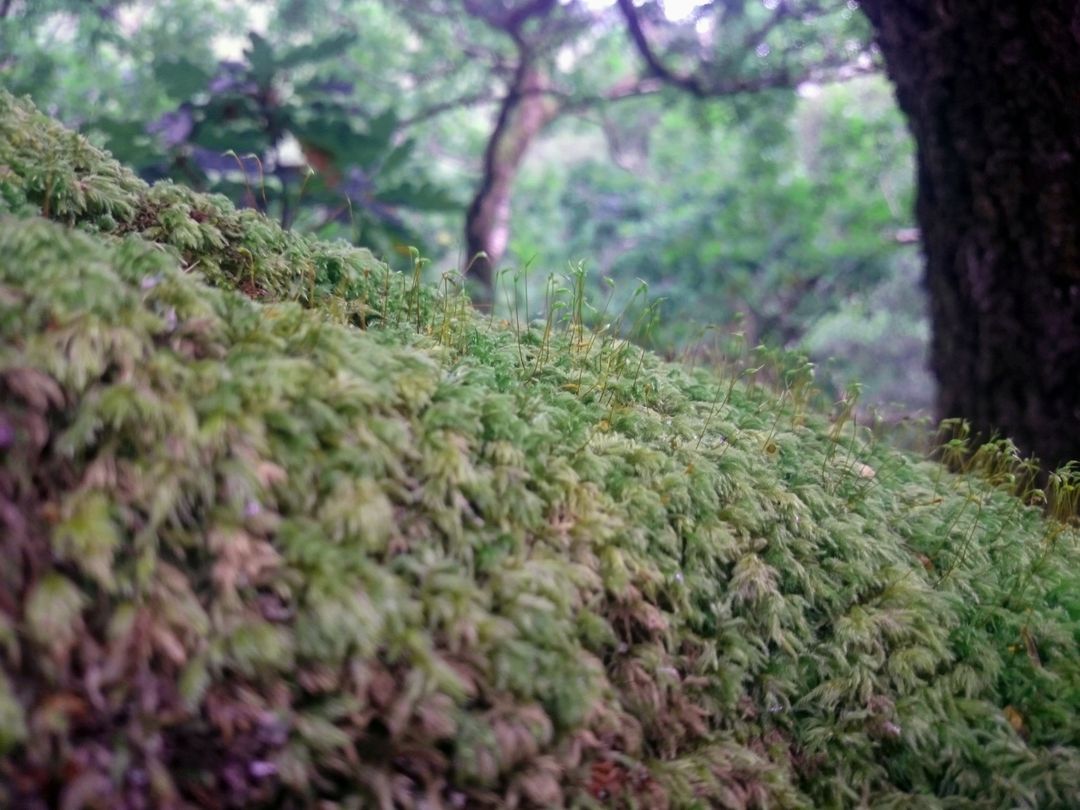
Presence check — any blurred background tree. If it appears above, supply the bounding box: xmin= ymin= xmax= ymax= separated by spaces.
xmin=861 ymin=0 xmax=1080 ymax=470
xmin=1 ymin=0 xmax=931 ymax=419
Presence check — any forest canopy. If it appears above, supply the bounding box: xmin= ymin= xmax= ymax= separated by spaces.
xmin=1 ymin=0 xmax=929 ymax=420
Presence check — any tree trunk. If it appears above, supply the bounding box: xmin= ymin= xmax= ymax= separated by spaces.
xmin=465 ymin=64 xmax=559 ymax=302
xmin=860 ymin=0 xmax=1080 ymax=470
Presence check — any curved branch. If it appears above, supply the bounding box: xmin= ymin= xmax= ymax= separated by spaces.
xmin=616 ymin=0 xmax=878 ymax=98
xmin=459 ymin=0 xmax=563 ymax=295
xmin=615 ymin=0 xmax=710 ymax=97
xmin=464 ymin=0 xmax=559 ymax=43
xmin=464 ymin=60 xmax=560 ymax=296
xmin=398 ymin=91 xmax=498 ymax=129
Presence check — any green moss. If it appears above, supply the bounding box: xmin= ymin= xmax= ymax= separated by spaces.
xmin=1 ymin=89 xmax=1079 ymax=808
xmin=0 ymin=89 xmax=430 ymax=328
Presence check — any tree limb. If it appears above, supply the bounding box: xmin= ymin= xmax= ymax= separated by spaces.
xmin=615 ymin=0 xmax=711 ymax=97
xmin=463 ymin=0 xmax=559 ymax=43
xmin=464 ymin=57 xmax=560 ymax=295
xmin=616 ymin=0 xmax=877 ymax=99
xmin=398 ymin=91 xmax=499 ymax=129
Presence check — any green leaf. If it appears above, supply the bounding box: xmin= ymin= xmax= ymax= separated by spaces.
xmin=277 ymin=32 xmax=358 ymax=71
xmin=191 ymin=123 xmax=272 ymax=156
xmin=376 ymin=181 xmax=459 ymax=212
xmin=377 ymin=137 xmax=416 ymax=179
xmin=245 ymin=32 xmax=277 ymax=85
xmin=152 ymin=57 xmax=212 ymax=101
xmin=365 ymin=109 xmax=398 ymax=148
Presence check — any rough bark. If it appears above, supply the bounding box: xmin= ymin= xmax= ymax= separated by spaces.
xmin=464 ymin=63 xmax=559 ymax=300
xmin=860 ymin=0 xmax=1080 ymax=469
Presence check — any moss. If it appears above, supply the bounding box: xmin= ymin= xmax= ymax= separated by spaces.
xmin=0 ymin=89 xmax=429 ymax=328
xmin=1 ymin=89 xmax=1079 ymax=808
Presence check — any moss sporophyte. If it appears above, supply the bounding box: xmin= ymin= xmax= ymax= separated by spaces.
xmin=1 ymin=89 xmax=1079 ymax=808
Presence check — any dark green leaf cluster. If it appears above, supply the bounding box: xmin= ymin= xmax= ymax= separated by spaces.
xmin=1 ymin=90 xmax=1079 ymax=809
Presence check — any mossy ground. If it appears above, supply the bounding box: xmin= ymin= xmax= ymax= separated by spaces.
xmin=1 ymin=89 xmax=1079 ymax=809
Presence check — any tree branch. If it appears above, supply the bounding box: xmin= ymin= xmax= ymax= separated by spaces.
xmin=398 ymin=91 xmax=499 ymax=128
xmin=737 ymin=1 xmax=791 ymax=55
xmin=616 ymin=0 xmax=878 ymax=99
xmin=461 ymin=0 xmax=563 ymax=293
xmin=463 ymin=0 xmax=559 ymax=43
xmin=615 ymin=0 xmax=711 ymax=97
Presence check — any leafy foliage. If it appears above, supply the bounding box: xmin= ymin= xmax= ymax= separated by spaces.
xmin=0 ymin=0 xmax=242 ymax=125
xmin=107 ymin=30 xmax=458 ymax=253
xmin=2 ymin=90 xmax=1080 ymax=809
xmin=511 ymin=77 xmax=925 ymax=411
xmin=2 ymin=2 xmax=457 ymax=259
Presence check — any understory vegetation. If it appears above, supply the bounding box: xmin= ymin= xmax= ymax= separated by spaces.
xmin=2 ymin=90 xmax=1079 ymax=808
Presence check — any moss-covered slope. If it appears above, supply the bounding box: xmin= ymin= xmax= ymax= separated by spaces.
xmin=1 ymin=89 xmax=1079 ymax=809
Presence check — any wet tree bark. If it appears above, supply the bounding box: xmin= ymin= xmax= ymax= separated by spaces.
xmin=457 ymin=0 xmax=561 ymax=302
xmin=860 ymin=0 xmax=1080 ymax=469
xmin=465 ymin=63 xmax=559 ymax=302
